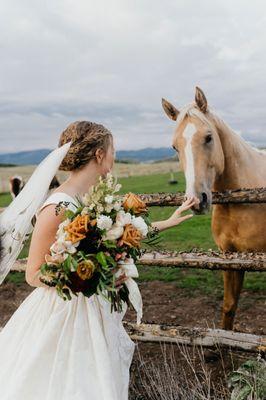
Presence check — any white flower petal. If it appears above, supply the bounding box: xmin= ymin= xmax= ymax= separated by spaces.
xmin=96 ymin=215 xmax=113 ymax=231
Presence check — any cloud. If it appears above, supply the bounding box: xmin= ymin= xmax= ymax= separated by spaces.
xmin=0 ymin=0 xmax=266 ymax=152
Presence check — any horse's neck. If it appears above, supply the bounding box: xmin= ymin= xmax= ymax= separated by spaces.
xmin=210 ymin=113 xmax=266 ymax=191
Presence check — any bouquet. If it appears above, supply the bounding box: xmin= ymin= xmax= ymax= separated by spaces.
xmin=40 ymin=173 xmax=159 ymax=323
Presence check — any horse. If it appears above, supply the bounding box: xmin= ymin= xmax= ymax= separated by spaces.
xmin=162 ymin=87 xmax=266 ymax=330
xmin=9 ymin=176 xmax=25 ymax=199
xmin=9 ymin=175 xmax=60 ymax=199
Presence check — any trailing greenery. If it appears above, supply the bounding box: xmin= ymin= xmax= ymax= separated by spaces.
xmin=228 ymin=358 xmax=266 ymax=400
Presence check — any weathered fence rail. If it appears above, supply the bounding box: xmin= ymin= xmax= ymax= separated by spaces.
xmin=11 ymin=251 xmax=266 ymax=273
xmin=124 ymin=322 xmax=266 ymax=352
xmin=1 ymin=188 xmax=266 ymax=214
xmin=140 ymin=251 xmax=266 ymax=272
xmin=0 ymin=320 xmax=263 ymax=352
xmin=139 ymin=187 xmax=266 ymax=206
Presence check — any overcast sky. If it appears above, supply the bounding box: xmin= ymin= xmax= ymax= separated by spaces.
xmin=1 ymin=0 xmax=266 ymax=152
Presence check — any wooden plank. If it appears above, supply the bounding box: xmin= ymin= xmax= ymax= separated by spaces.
xmin=123 ymin=322 xmax=266 ymax=352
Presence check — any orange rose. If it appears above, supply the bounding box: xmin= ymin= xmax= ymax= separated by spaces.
xmin=76 ymin=259 xmax=95 ymax=280
xmin=64 ymin=215 xmax=89 ymax=243
xmin=119 ymin=224 xmax=142 ymax=248
xmin=123 ymin=193 xmax=147 ymax=215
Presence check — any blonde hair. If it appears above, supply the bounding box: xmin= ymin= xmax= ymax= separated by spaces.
xmin=58 ymin=121 xmax=113 ymax=171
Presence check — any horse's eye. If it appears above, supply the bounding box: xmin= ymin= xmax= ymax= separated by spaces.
xmin=205 ymin=134 xmax=212 ymax=144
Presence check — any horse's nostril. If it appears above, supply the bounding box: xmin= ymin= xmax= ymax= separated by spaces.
xmin=201 ymin=192 xmax=208 ymax=205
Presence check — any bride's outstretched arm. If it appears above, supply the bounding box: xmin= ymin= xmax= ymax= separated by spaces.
xmin=151 ymin=197 xmax=196 ymax=232
xmin=26 ymin=205 xmax=63 ymax=287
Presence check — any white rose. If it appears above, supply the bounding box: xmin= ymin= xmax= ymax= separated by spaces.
xmin=105 ymin=195 xmax=113 ymax=204
xmin=116 ymin=210 xmax=132 ymax=227
xmin=97 ymin=215 xmax=113 ymax=231
xmin=103 ymin=224 xmax=124 ymax=241
xmin=131 ymin=216 xmax=148 ymax=237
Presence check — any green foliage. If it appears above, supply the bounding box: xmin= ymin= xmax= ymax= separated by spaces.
xmin=228 ymin=358 xmax=266 ymax=400
xmin=0 ymin=192 xmax=12 ymax=207
xmin=4 ymin=271 xmax=25 ymax=285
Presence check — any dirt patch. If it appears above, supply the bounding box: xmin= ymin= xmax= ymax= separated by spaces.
xmin=0 ymin=279 xmax=265 ymax=333
xmin=125 ymin=281 xmax=266 ymax=335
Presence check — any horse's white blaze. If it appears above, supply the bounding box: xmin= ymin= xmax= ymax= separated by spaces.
xmin=183 ymin=122 xmax=197 ymax=197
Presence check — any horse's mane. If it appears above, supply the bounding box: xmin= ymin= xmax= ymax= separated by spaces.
xmin=176 ymin=103 xmax=266 ymax=155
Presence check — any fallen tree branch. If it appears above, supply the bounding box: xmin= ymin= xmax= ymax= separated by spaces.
xmin=123 ymin=321 xmax=266 ymax=352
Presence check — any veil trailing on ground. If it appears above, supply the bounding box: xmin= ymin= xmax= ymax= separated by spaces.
xmin=0 ymin=141 xmax=71 ymax=284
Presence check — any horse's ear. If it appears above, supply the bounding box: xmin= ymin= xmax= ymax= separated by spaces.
xmin=162 ymin=98 xmax=179 ymax=121
xmin=195 ymin=86 xmax=208 ymax=113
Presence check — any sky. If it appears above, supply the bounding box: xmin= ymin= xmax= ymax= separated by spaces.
xmin=1 ymin=0 xmax=266 ymax=152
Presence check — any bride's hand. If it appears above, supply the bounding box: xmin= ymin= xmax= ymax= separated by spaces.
xmin=152 ymin=196 xmax=197 ymax=232
xmin=112 ymin=268 xmax=127 ymax=289
xmin=114 ymin=273 xmax=127 ymax=289
xmin=167 ymin=197 xmax=196 ymax=228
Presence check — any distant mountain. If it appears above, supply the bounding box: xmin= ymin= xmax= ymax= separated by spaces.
xmin=0 ymin=147 xmax=176 ymax=165
xmin=0 ymin=149 xmax=51 ymax=165
xmin=116 ymin=147 xmax=176 ymax=163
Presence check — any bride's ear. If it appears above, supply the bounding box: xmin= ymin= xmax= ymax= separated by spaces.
xmin=95 ymin=148 xmax=104 ymax=164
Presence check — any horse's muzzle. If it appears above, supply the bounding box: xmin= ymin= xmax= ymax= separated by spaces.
xmin=192 ymin=192 xmax=211 ymax=215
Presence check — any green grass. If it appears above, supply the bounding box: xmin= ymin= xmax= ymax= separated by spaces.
xmin=118 ymin=172 xmax=216 ymax=251
xmin=5 ymin=271 xmax=26 ymax=285
xmin=0 ymin=192 xmax=12 ymax=207
xmin=1 ymin=172 xmax=265 ymax=294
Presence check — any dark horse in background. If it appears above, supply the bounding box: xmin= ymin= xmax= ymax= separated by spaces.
xmin=9 ymin=175 xmax=60 ymax=199
xmin=9 ymin=176 xmax=25 ymax=199
xmin=162 ymin=87 xmax=266 ymax=330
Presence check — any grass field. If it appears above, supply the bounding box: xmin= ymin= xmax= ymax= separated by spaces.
xmin=1 ymin=172 xmax=265 ymax=293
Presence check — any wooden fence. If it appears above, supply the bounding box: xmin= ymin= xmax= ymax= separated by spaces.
xmin=139 ymin=187 xmax=266 ymax=206
xmin=6 ymin=187 xmax=266 ymax=352
xmin=11 ymin=250 xmax=266 ymax=353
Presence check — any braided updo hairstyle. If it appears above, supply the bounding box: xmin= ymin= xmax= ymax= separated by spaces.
xmin=58 ymin=121 xmax=113 ymax=171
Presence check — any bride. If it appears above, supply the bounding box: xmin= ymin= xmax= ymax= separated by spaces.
xmin=0 ymin=120 xmax=196 ymax=400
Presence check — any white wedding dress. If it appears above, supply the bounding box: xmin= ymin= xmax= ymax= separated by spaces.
xmin=0 ymin=193 xmax=135 ymax=400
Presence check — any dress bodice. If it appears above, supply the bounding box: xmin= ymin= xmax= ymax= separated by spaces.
xmin=37 ymin=192 xmax=78 ymax=216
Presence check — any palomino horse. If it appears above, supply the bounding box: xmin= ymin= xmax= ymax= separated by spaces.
xmin=162 ymin=87 xmax=266 ymax=330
